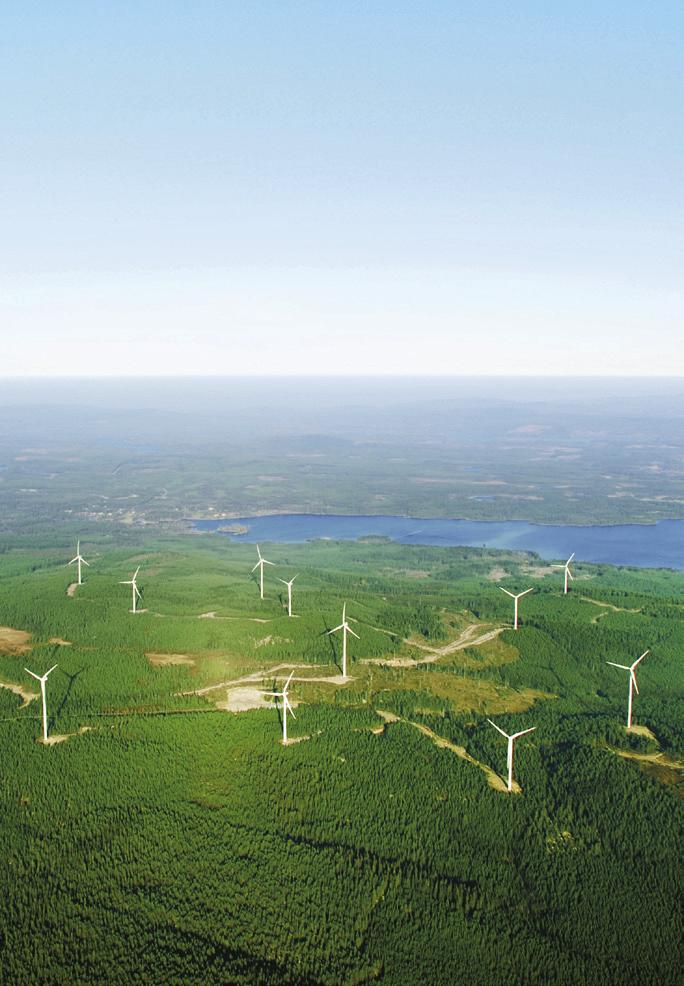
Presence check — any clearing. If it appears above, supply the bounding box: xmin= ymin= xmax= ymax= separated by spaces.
xmin=0 ymin=626 xmax=32 ymax=655
xmin=0 ymin=679 xmax=39 ymax=707
xmin=362 ymin=621 xmax=505 ymax=668
xmin=147 ymin=652 xmax=196 ymax=667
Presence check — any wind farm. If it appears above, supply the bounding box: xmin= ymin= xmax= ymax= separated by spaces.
xmin=1 ymin=0 xmax=682 ymax=979
xmin=0 ymin=524 xmax=681 ymax=986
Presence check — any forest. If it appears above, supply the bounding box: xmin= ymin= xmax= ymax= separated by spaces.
xmin=0 ymin=531 xmax=682 ymax=984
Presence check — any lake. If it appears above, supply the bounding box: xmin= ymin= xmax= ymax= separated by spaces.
xmin=192 ymin=514 xmax=684 ymax=570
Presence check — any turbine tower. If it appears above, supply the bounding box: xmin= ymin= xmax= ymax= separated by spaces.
xmin=252 ymin=544 xmax=275 ymax=600
xmin=68 ymin=540 xmax=90 ymax=586
xmin=120 ymin=566 xmax=142 ymax=613
xmin=607 ymin=650 xmax=649 ymax=728
xmin=265 ymin=670 xmax=297 ymax=744
xmin=326 ymin=602 xmax=359 ymax=678
xmin=499 ymin=587 xmax=534 ymax=630
xmin=487 ymin=719 xmax=536 ymax=792
xmin=553 ymin=552 xmax=575 ymax=594
xmin=278 ymin=574 xmax=298 ymax=617
xmin=25 ymin=665 xmax=58 ymax=743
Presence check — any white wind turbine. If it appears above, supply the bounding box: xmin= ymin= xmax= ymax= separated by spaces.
xmin=252 ymin=544 xmax=275 ymax=600
xmin=278 ymin=574 xmax=298 ymax=617
xmin=499 ymin=586 xmax=534 ymax=630
xmin=553 ymin=552 xmax=575 ymax=594
xmin=487 ymin=719 xmax=536 ymax=793
xmin=25 ymin=664 xmax=58 ymax=743
xmin=120 ymin=566 xmax=142 ymax=613
xmin=68 ymin=540 xmax=90 ymax=586
xmin=607 ymin=650 xmax=649 ymax=728
xmin=265 ymin=670 xmax=297 ymax=744
xmin=327 ymin=603 xmax=359 ymax=679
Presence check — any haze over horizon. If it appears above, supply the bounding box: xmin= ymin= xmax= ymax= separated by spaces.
xmin=2 ymin=3 xmax=682 ymax=376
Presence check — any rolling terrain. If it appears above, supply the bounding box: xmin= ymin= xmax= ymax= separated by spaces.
xmin=0 ymin=533 xmax=681 ymax=984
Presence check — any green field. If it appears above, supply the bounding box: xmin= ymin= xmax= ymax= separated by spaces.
xmin=0 ymin=533 xmax=681 ymax=984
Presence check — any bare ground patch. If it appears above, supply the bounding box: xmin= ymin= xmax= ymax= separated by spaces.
xmin=66 ymin=583 xmax=78 ymax=597
xmin=608 ymin=742 xmax=684 ymax=795
xmin=198 ymin=612 xmax=271 ymax=623
xmin=41 ymin=726 xmax=93 ymax=746
xmin=487 ymin=568 xmax=509 ymax=581
xmin=0 ymin=626 xmax=32 ymax=655
xmin=49 ymin=637 xmax=72 ymax=646
xmin=0 ymin=680 xmax=39 ymax=707
xmin=147 ymin=652 xmax=196 ymax=667
xmin=363 ymin=622 xmax=506 ymax=668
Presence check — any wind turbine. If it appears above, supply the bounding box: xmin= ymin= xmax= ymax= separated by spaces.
xmin=499 ymin=586 xmax=534 ymax=630
xmin=252 ymin=544 xmax=275 ymax=600
xmin=487 ymin=719 xmax=536 ymax=792
xmin=278 ymin=574 xmax=298 ymax=617
xmin=553 ymin=552 xmax=575 ymax=594
xmin=120 ymin=566 xmax=142 ymax=613
xmin=25 ymin=665 xmax=58 ymax=743
xmin=265 ymin=670 xmax=297 ymax=744
xmin=326 ymin=602 xmax=359 ymax=678
xmin=68 ymin=540 xmax=90 ymax=585
xmin=607 ymin=650 xmax=649 ymax=728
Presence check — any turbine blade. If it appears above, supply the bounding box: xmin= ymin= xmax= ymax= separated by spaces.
xmin=567 ymin=570 xmax=574 ymax=580
xmin=69 ymin=556 xmax=78 ymax=565
xmin=291 ymin=574 xmax=298 ymax=582
xmin=256 ymin=544 xmax=262 ymax=559
xmin=631 ymin=672 xmax=639 ymax=695
xmin=486 ymin=718 xmax=509 ymax=738
xmin=45 ymin=664 xmax=58 ymax=677
xmin=518 ymin=588 xmax=534 ymax=598
xmin=631 ymin=650 xmax=650 ymax=669
xmin=347 ymin=626 xmax=360 ymax=639
xmin=24 ymin=668 xmax=40 ymax=680
xmin=567 ymin=553 xmax=575 ymax=564
xmin=499 ymin=587 xmax=515 ymax=598
xmin=82 ymin=558 xmax=90 ymax=566
xmin=328 ymin=624 xmax=344 ymax=634
xmin=606 ymin=662 xmax=630 ymax=670
xmin=134 ymin=566 xmax=140 ymax=578
xmin=251 ymin=562 xmax=261 ymax=573
xmin=283 ymin=670 xmax=295 ymax=692
xmin=511 ymin=726 xmax=536 ymax=740
xmin=263 ymin=559 xmax=275 ymax=566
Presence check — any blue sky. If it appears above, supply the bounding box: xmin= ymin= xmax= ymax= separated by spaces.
xmin=1 ymin=2 xmax=682 ymax=375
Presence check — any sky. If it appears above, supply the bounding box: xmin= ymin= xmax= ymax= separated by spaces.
xmin=1 ymin=2 xmax=682 ymax=376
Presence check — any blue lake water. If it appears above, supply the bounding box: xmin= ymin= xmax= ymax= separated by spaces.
xmin=192 ymin=514 xmax=684 ymax=570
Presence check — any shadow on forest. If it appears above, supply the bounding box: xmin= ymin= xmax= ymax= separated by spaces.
xmin=51 ymin=666 xmax=85 ymax=728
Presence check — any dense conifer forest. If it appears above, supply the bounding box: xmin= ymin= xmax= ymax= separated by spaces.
xmin=0 ymin=533 xmax=681 ymax=984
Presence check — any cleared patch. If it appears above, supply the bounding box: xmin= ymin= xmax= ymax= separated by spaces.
xmin=216 ymin=687 xmax=272 ymax=712
xmin=66 ymin=583 xmax=78 ymax=597
xmin=146 ymin=652 xmax=196 ymax=667
xmin=0 ymin=680 xmax=39 ymax=707
xmin=41 ymin=726 xmax=93 ymax=746
xmin=0 ymin=626 xmax=32 ymax=655
xmin=49 ymin=637 xmax=72 ymax=646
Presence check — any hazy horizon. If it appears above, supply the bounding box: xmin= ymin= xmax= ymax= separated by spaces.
xmin=2 ymin=4 xmax=682 ymax=376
